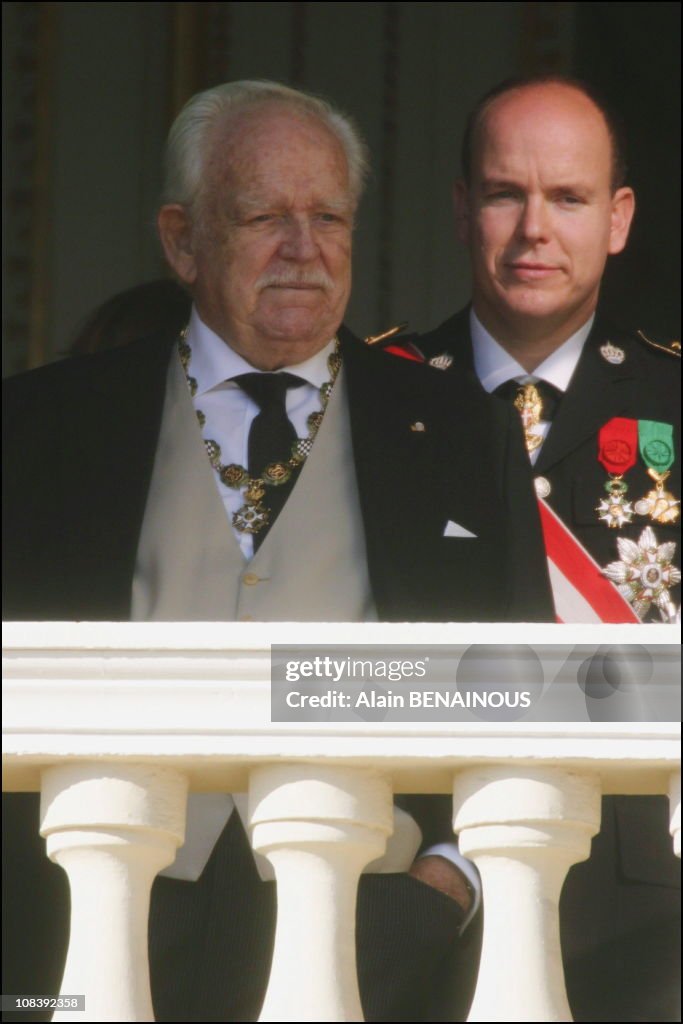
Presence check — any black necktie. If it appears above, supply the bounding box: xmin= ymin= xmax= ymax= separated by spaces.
xmin=232 ymin=372 xmax=306 ymax=549
xmin=493 ymin=378 xmax=563 ymax=421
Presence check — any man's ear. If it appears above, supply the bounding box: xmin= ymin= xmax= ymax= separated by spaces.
xmin=453 ymin=179 xmax=471 ymax=245
xmin=608 ymin=186 xmax=636 ymax=255
xmin=157 ymin=205 xmax=198 ymax=285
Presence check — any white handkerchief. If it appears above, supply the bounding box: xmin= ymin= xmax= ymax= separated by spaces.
xmin=443 ymin=520 xmax=477 ymax=538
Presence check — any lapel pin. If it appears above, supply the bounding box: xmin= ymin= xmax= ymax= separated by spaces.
xmin=410 ymin=421 xmax=426 ymax=432
xmin=600 ymin=342 xmax=625 ymax=364
xmin=428 ymin=352 xmax=453 ymax=370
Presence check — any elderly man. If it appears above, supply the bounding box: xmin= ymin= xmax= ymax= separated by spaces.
xmin=3 ymin=81 xmax=512 ymax=1022
xmin=406 ymin=76 xmax=680 ymax=1021
xmin=4 ymin=81 xmax=514 ymax=623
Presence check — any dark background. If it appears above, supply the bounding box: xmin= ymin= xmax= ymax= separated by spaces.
xmin=2 ymin=2 xmax=680 ymax=374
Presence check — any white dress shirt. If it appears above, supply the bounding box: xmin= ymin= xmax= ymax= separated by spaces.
xmin=470 ymin=308 xmax=594 ymax=463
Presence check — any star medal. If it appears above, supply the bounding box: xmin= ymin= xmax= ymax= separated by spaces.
xmin=596 ymin=417 xmax=637 ymax=527
xmin=514 ymin=384 xmax=544 ymax=453
xmin=634 ymin=420 xmax=680 ymax=524
xmin=603 ymin=526 xmax=681 ymax=622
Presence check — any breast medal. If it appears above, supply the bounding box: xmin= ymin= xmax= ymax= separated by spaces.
xmin=634 ymin=420 xmax=680 ymax=524
xmin=603 ymin=526 xmax=681 ymax=622
xmin=596 ymin=418 xmax=637 ymax=527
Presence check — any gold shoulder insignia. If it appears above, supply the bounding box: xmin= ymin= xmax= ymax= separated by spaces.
xmin=636 ymin=329 xmax=681 ymax=358
xmin=364 ymin=323 xmax=408 ymax=346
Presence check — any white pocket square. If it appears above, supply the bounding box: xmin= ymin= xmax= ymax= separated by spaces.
xmin=443 ymin=520 xmax=477 ymax=538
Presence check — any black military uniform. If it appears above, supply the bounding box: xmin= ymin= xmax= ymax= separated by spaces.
xmin=415 ymin=308 xmax=680 ymax=596
xmin=414 ymin=306 xmax=681 ymax=1023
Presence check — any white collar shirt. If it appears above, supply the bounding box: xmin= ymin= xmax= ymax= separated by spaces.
xmin=470 ymin=308 xmax=594 ymax=464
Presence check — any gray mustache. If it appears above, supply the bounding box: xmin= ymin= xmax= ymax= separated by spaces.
xmin=258 ymin=272 xmax=334 ymax=291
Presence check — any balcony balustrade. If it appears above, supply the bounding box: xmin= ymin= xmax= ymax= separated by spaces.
xmin=3 ymin=621 xmax=680 ymax=1023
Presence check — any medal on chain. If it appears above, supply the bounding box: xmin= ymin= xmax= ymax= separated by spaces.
xmin=179 ymin=329 xmax=341 ymax=535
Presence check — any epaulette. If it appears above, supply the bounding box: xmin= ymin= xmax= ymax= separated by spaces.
xmin=365 ymin=323 xmax=426 ymax=363
xmin=364 ymin=323 xmax=409 ymax=346
xmin=636 ymin=329 xmax=681 ymax=358
xmin=364 ymin=324 xmax=429 ymax=364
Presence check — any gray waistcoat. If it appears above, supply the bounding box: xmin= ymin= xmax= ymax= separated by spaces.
xmin=132 ymin=352 xmax=376 ymax=621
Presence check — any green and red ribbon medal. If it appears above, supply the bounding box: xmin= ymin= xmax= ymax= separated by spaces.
xmin=596 ymin=417 xmax=637 ymax=527
xmin=634 ymin=420 xmax=680 ymax=524
xmin=595 ymin=419 xmax=680 ymax=620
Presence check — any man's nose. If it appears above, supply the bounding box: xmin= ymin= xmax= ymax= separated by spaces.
xmin=517 ymin=195 xmax=551 ymax=244
xmin=278 ymin=217 xmax=319 ymax=260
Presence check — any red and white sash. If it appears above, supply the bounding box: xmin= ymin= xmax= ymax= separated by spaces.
xmin=537 ymin=497 xmax=640 ymax=623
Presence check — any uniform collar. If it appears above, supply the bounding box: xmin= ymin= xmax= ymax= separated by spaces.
xmin=470 ymin=308 xmax=595 ymax=394
xmin=186 ymin=305 xmax=335 ymax=396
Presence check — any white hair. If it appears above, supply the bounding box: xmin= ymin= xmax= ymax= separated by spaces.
xmin=162 ymin=79 xmax=369 ymax=216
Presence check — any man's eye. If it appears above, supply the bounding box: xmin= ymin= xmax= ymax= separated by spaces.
xmin=247 ymin=213 xmax=278 ymax=225
xmin=317 ymin=212 xmax=343 ymax=224
xmin=557 ymin=194 xmax=584 ymax=206
xmin=485 ymin=190 xmax=518 ymax=202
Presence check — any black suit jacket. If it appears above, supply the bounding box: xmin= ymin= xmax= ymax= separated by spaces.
xmin=4 ymin=325 xmax=508 ymax=1022
xmin=3 ymin=323 xmax=524 ymax=623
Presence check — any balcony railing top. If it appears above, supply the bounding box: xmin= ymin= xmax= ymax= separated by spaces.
xmin=3 ymin=621 xmax=680 ymax=1022
xmin=4 ymin=621 xmax=679 ymax=795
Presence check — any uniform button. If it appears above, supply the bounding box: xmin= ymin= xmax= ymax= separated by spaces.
xmin=534 ymin=476 xmax=551 ymax=499
xmin=243 ymin=572 xmax=260 ymax=586
xmin=240 ymin=614 xmax=254 ymax=621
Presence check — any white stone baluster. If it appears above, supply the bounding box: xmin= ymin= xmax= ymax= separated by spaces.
xmin=453 ymin=766 xmax=601 ymax=1023
xmin=249 ymin=764 xmax=393 ymax=1023
xmin=40 ymin=764 xmax=188 ymax=1022
xmin=669 ymin=772 xmax=681 ymax=858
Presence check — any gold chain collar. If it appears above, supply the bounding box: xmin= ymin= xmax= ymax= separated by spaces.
xmin=178 ymin=328 xmax=341 ymax=534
